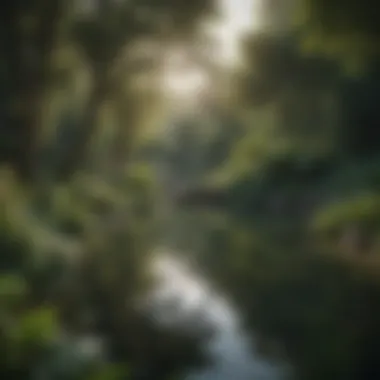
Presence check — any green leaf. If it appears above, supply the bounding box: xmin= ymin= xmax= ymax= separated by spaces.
xmin=0 ymin=274 xmax=27 ymax=302
xmin=13 ymin=307 xmax=59 ymax=347
xmin=85 ymin=364 xmax=129 ymax=380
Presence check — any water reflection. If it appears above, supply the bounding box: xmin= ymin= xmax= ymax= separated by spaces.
xmin=145 ymin=249 xmax=287 ymax=380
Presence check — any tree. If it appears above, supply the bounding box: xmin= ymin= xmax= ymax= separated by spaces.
xmin=57 ymin=0 xmax=216 ymax=179
xmin=0 ymin=0 xmax=216 ymax=181
xmin=0 ymin=0 xmax=70 ymax=180
xmin=297 ymin=0 xmax=379 ymax=67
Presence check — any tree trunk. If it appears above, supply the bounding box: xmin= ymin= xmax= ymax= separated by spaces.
xmin=1 ymin=0 xmax=66 ymax=182
xmin=108 ymin=99 xmax=137 ymax=181
xmin=57 ymin=72 xmax=108 ymax=180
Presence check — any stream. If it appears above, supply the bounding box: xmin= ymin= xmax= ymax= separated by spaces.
xmin=145 ymin=247 xmax=288 ymax=380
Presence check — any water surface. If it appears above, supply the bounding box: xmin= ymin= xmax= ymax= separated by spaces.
xmin=147 ymin=249 xmax=287 ymax=380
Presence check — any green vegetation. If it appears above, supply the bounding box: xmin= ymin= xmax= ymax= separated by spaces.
xmin=1 ymin=0 xmax=380 ymax=379
xmin=0 ymin=1 xmax=215 ymax=379
xmin=166 ymin=2 xmax=380 ymax=379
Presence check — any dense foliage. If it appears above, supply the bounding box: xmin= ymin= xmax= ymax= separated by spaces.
xmin=0 ymin=0 xmax=215 ymax=379
xmin=168 ymin=2 xmax=380 ymax=379
xmin=1 ymin=0 xmax=379 ymax=379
